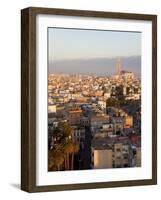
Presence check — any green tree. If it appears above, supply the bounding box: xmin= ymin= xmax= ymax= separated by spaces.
xmin=106 ymin=97 xmax=119 ymax=107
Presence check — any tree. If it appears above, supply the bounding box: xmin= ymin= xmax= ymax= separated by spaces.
xmin=63 ymin=141 xmax=79 ymax=170
xmin=53 ymin=127 xmax=61 ymax=136
xmin=48 ymin=148 xmax=65 ymax=171
xmin=48 ymin=122 xmax=79 ymax=171
xmin=55 ymin=152 xmax=65 ymax=171
xmin=63 ymin=142 xmax=73 ymax=170
xmin=62 ymin=122 xmax=73 ymax=138
xmin=106 ymin=97 xmax=119 ymax=107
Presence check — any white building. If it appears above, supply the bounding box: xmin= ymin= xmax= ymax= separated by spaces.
xmin=92 ymin=149 xmax=113 ymax=169
xmin=104 ymin=92 xmax=111 ymax=99
xmin=48 ymin=105 xmax=56 ymax=113
xmin=112 ymin=117 xmax=124 ymax=134
xmin=98 ymin=100 xmax=106 ymax=112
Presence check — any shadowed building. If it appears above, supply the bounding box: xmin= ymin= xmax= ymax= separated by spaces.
xmin=68 ymin=108 xmax=83 ymax=126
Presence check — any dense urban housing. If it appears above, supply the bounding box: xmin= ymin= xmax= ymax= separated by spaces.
xmin=48 ymin=58 xmax=141 ymax=171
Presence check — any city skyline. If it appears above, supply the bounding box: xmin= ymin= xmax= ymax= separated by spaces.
xmin=48 ymin=27 xmax=141 ymax=172
xmin=49 ymin=55 xmax=141 ymax=76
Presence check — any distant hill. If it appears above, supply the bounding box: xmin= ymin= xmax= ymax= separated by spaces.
xmin=49 ymin=56 xmax=141 ymax=76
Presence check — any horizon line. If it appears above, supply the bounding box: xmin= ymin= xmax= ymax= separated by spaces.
xmin=49 ymin=55 xmax=141 ymax=63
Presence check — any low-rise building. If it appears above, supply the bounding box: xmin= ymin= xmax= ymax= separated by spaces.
xmin=80 ymin=116 xmax=90 ymax=127
xmin=48 ymin=104 xmax=56 ymax=113
xmin=124 ymin=114 xmax=133 ymax=128
xmin=136 ymin=147 xmax=141 ymax=167
xmin=98 ymin=100 xmax=106 ymax=112
xmin=92 ymin=149 xmax=113 ymax=169
xmin=72 ymin=126 xmax=85 ymax=148
xmin=90 ymin=114 xmax=109 ymax=132
xmin=112 ymin=117 xmax=124 ymax=134
xmin=68 ymin=108 xmax=83 ymax=126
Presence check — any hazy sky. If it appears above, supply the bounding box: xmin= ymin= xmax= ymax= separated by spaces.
xmin=48 ymin=28 xmax=141 ymax=61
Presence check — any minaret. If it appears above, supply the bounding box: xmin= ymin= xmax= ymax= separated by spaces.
xmin=116 ymin=57 xmax=121 ymax=75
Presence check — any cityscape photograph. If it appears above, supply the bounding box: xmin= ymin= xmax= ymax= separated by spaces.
xmin=48 ymin=28 xmax=141 ymax=171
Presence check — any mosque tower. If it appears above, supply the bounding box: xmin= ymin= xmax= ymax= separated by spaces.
xmin=116 ymin=57 xmax=121 ymax=76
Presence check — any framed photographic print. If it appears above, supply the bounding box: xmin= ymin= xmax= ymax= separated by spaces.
xmin=21 ymin=7 xmax=157 ymax=192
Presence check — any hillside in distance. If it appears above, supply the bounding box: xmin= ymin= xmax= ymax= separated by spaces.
xmin=49 ymin=56 xmax=141 ymax=76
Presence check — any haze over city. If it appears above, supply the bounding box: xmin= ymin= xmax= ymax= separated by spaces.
xmin=48 ymin=28 xmax=141 ymax=76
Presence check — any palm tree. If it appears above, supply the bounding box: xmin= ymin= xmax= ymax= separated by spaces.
xmin=71 ymin=143 xmax=79 ymax=170
xmin=63 ymin=142 xmax=73 ymax=170
xmin=48 ymin=146 xmax=65 ymax=171
xmin=54 ymin=151 xmax=65 ymax=171
xmin=48 ymin=122 xmax=79 ymax=171
xmin=62 ymin=122 xmax=73 ymax=138
xmin=63 ymin=141 xmax=79 ymax=170
xmin=48 ymin=150 xmax=55 ymax=171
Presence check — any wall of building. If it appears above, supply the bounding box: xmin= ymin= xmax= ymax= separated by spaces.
xmin=93 ymin=149 xmax=113 ymax=169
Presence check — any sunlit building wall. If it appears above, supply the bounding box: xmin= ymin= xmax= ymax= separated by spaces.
xmin=93 ymin=149 xmax=113 ymax=169
xmin=48 ymin=105 xmax=56 ymax=113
